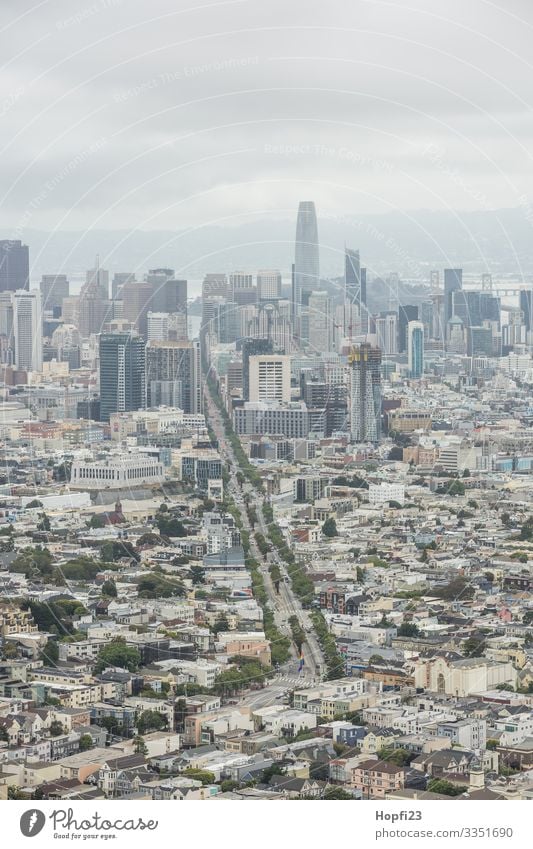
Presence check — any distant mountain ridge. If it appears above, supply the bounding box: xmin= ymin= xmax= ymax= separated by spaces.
xmin=18 ymin=206 xmax=533 ymax=283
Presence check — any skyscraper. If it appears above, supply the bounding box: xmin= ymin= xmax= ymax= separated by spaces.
xmin=12 ymin=289 xmax=42 ymax=372
xmin=345 ymin=247 xmax=366 ymax=309
xmin=398 ymin=305 xmax=418 ymax=352
xmin=122 ymin=278 xmax=154 ymax=338
xmin=444 ymin=268 xmax=462 ymax=324
xmin=99 ymin=333 xmax=145 ymax=422
xmin=407 ymin=321 xmax=424 ymax=378
xmin=248 ymin=355 xmax=291 ymax=403
xmin=241 ymin=337 xmax=273 ymax=400
xmin=257 ymin=269 xmax=282 ymax=301
xmin=0 ymin=240 xmax=29 ymax=292
xmin=375 ymin=312 xmax=398 ymax=355
xmin=230 ymin=271 xmax=257 ymax=306
xmin=40 ymin=275 xmax=69 ymax=312
xmin=151 ymin=277 xmax=187 ymax=317
xmin=294 ymin=201 xmax=319 ymax=338
xmin=520 ymin=290 xmax=533 ymax=332
xmin=146 ymin=339 xmax=201 ymax=412
xmin=348 ymin=343 xmax=382 ymax=444
xmin=308 ymin=290 xmax=331 ymax=353
xmin=112 ymin=272 xmax=136 ymax=301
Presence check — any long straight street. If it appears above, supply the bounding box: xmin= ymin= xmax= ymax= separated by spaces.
xmin=204 ymin=382 xmax=326 ymax=683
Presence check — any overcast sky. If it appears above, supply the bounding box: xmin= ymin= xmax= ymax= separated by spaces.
xmin=1 ymin=0 xmax=533 ymax=243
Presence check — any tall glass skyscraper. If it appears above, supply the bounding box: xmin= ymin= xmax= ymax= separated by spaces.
xmin=407 ymin=321 xmax=424 ymax=378
xmin=294 ymin=201 xmax=319 ymax=340
xmin=348 ymin=343 xmax=382 ymax=443
xmin=99 ymin=333 xmax=145 ymax=422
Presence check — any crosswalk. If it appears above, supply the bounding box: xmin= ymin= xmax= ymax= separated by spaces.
xmin=273 ymin=674 xmax=317 ymax=688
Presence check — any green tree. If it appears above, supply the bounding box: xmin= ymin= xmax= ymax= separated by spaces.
xmin=37 ymin=513 xmax=51 ymax=531
xmin=189 ymin=565 xmax=205 ymax=585
xmin=324 ymin=786 xmax=354 ymax=800
xmin=133 ymin=735 xmax=148 ymax=755
xmin=101 ymin=579 xmax=117 ymax=598
xmin=462 ymin=636 xmax=485 ymax=658
xmin=213 ymin=615 xmax=230 ymax=635
xmin=89 ymin=514 xmax=106 ymax=529
xmin=10 ymin=546 xmax=54 ymax=578
xmin=39 ymin=638 xmax=59 ymax=666
xmin=137 ymin=710 xmax=167 ymax=734
xmin=397 ymin=622 xmax=420 ymax=637
xmin=322 ymin=517 xmax=338 ymax=538
xmin=182 ymin=768 xmax=215 ymax=785
xmin=220 ymin=779 xmax=240 ymax=793
xmin=49 ymin=720 xmax=64 ymax=736
xmin=94 ymin=637 xmax=141 ymax=673
xmin=79 ymin=734 xmax=93 ymax=751
xmin=427 ymin=778 xmax=467 ymax=797
xmin=26 ymin=499 xmax=43 ymax=509
xmin=101 ymin=540 xmax=139 ymax=562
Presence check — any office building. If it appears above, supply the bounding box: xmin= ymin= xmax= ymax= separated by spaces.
xmin=234 ymin=401 xmax=309 ymax=438
xmin=294 ymin=201 xmax=319 ymax=336
xmin=257 ymin=269 xmax=282 ymax=301
xmin=147 ymin=311 xmax=187 ymax=341
xmin=99 ymin=333 xmax=145 ymax=422
xmin=308 ymin=290 xmax=331 ymax=353
xmin=122 ymin=278 xmax=154 ymax=338
xmin=40 ymin=275 xmax=69 ymax=312
xmin=398 ymin=305 xmax=418 ymax=352
xmin=407 ymin=321 xmax=424 ymax=378
xmin=85 ymin=266 xmax=109 ymax=299
xmin=241 ymin=337 xmax=274 ymax=400
xmin=151 ymin=276 xmax=187 ymax=318
xmin=112 ymin=272 xmax=135 ymax=301
xmin=520 ymin=289 xmax=533 ymax=332
xmin=230 ymin=271 xmax=256 ymax=306
xmin=146 ymin=339 xmax=202 ymax=413
xmin=348 ymin=343 xmax=382 ymax=444
xmin=444 ymin=268 xmax=462 ymax=324
xmin=375 ymin=312 xmax=398 ymax=355
xmin=345 ymin=249 xmax=366 ymax=329
xmin=12 ymin=289 xmax=43 ymax=372
xmin=248 ymin=354 xmax=291 ymax=404
xmin=0 ymin=240 xmax=29 ymax=292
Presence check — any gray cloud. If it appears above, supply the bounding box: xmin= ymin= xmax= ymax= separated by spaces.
xmin=1 ymin=0 xmax=532 ymax=246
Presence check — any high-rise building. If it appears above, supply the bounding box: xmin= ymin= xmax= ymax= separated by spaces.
xmin=348 ymin=343 xmax=382 ymax=444
xmin=375 ymin=312 xmax=398 ymax=355
xmin=145 ymin=339 xmax=202 ymax=413
xmin=0 ymin=240 xmax=29 ymax=292
xmin=86 ymin=266 xmax=109 ymax=299
xmin=520 ymin=290 xmax=533 ymax=331
xmin=40 ymin=275 xmax=69 ymax=312
xmin=122 ymin=278 xmax=154 ymax=338
xmin=241 ymin=337 xmax=274 ymax=401
xmin=308 ymin=290 xmax=331 ymax=353
xmin=12 ymin=289 xmax=42 ymax=372
xmin=99 ymin=333 xmax=145 ymax=422
xmin=398 ymin=305 xmax=418 ymax=352
xmin=151 ymin=277 xmax=187 ymax=317
xmin=444 ymin=268 xmax=462 ymax=325
xmin=345 ymin=248 xmax=367 ymax=318
xmin=229 ymin=271 xmax=257 ymax=306
xmin=112 ymin=272 xmax=135 ymax=301
xmin=407 ymin=321 xmax=424 ymax=378
xmin=79 ymin=266 xmax=111 ymax=336
xmin=248 ymin=355 xmax=291 ymax=404
xmin=294 ymin=201 xmax=319 ymax=336
xmin=146 ymin=311 xmax=187 ymax=341
xmin=257 ymin=269 xmax=282 ymax=301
